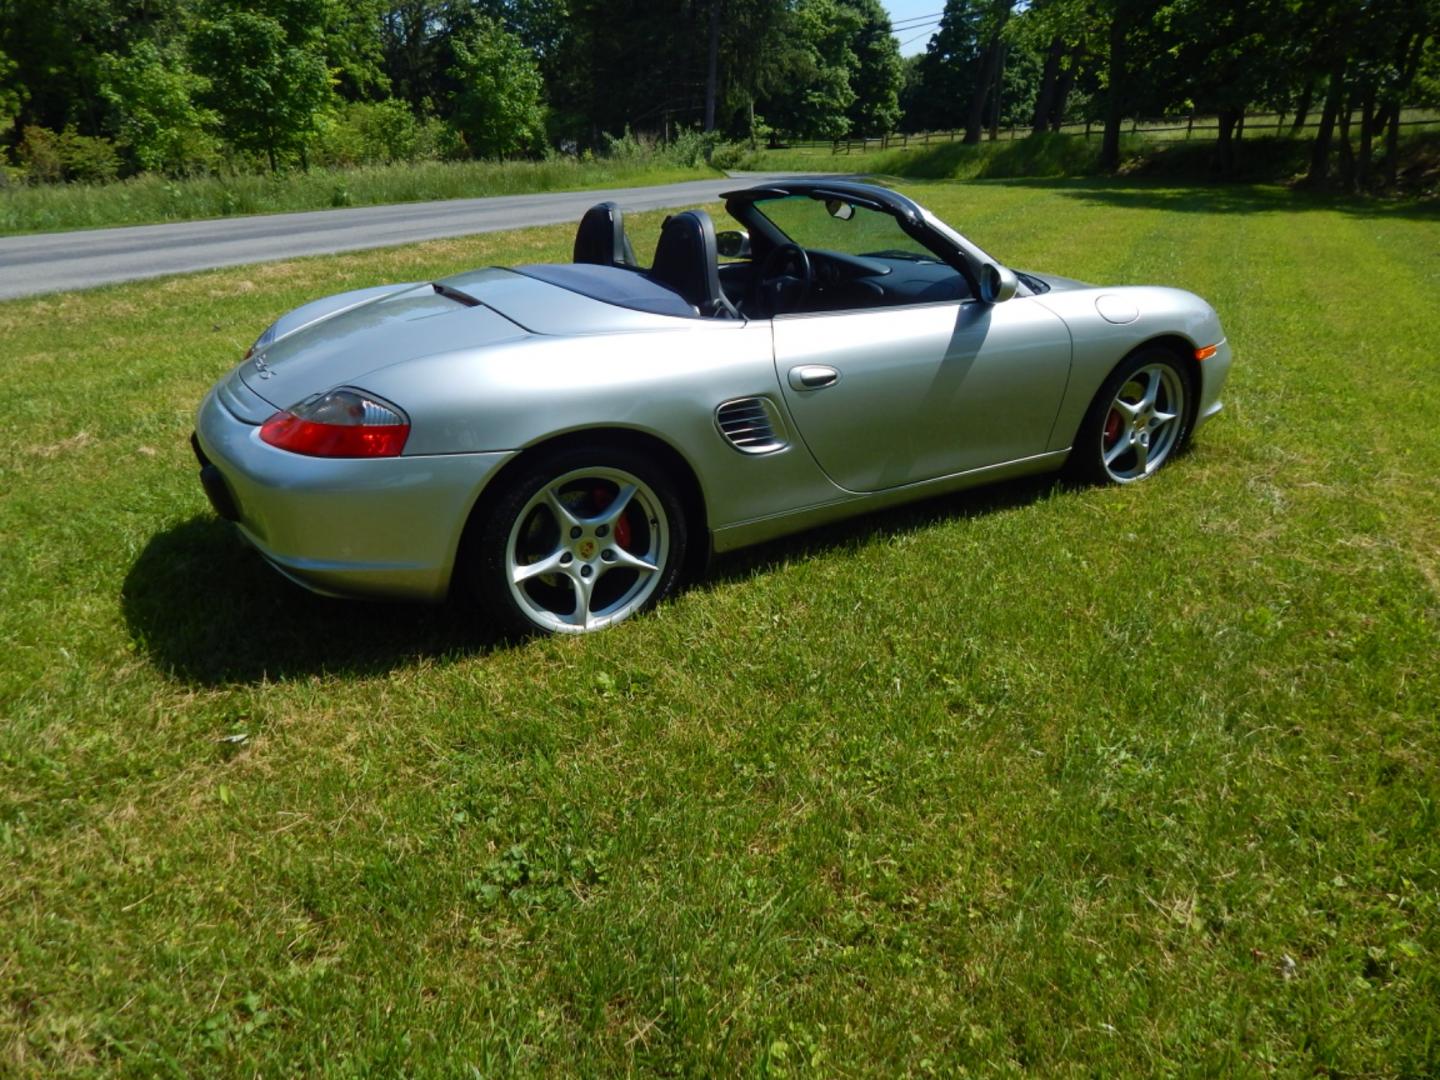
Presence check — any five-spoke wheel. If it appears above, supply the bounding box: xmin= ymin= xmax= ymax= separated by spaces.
xmin=1074 ymin=348 xmax=1192 ymax=485
xmin=469 ymin=447 xmax=687 ymax=635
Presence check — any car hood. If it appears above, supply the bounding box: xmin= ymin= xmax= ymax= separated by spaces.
xmin=239 ymin=280 xmax=531 ymax=408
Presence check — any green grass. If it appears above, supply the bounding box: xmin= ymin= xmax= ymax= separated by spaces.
xmin=761 ymin=129 xmax=1440 ymax=193
xmin=2 ymin=180 xmax=1438 ymax=1075
xmin=0 ymin=157 xmax=717 ymax=237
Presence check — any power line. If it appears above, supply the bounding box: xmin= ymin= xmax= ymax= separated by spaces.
xmin=890 ymin=11 xmax=945 ymax=30
xmin=897 ymin=20 xmax=943 ymax=48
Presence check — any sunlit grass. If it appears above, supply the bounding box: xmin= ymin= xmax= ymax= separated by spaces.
xmin=1 ymin=180 xmax=1437 ymax=1075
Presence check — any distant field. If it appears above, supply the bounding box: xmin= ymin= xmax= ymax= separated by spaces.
xmin=0 ymin=157 xmax=715 ymax=236
xmin=1 ymin=180 xmax=1437 ymax=1075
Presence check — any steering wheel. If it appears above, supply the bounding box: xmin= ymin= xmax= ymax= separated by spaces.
xmin=752 ymin=242 xmax=813 ymax=315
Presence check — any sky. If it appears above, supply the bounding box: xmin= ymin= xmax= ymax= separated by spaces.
xmin=880 ymin=0 xmax=944 ymax=57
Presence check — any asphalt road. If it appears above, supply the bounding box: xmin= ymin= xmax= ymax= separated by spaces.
xmin=0 ymin=173 xmax=822 ymax=301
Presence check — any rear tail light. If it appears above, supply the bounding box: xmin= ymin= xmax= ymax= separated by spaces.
xmin=260 ymin=388 xmax=409 ymax=458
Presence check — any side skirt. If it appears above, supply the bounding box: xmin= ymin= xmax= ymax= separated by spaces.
xmin=710 ymin=449 xmax=1071 ymax=554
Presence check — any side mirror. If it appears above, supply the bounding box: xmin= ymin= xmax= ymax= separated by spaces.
xmin=978 ymin=263 xmax=1019 ymax=304
xmin=716 ymin=229 xmax=751 ymax=259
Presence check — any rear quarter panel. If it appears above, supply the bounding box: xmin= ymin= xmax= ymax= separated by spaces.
xmin=353 ymin=320 xmax=847 ymax=533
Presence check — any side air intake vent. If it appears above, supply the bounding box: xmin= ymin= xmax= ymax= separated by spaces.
xmin=715 ymin=397 xmax=788 ymax=455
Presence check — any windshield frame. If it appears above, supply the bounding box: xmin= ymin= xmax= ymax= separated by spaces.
xmin=724 ymin=185 xmax=983 ymax=296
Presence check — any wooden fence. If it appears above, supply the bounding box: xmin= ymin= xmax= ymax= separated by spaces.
xmin=826 ymin=108 xmax=1440 ymax=155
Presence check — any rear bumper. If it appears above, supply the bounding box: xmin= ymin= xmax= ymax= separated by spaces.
xmin=194 ymin=386 xmax=514 ymax=601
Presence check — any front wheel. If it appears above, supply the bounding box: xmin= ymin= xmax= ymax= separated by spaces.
xmin=1071 ymin=348 xmax=1192 ymax=485
xmin=467 ymin=446 xmax=688 ymax=635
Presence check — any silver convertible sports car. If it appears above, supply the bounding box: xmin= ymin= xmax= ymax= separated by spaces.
xmin=193 ymin=180 xmax=1231 ymax=634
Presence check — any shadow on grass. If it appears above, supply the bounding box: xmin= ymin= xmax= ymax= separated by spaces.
xmin=125 ymin=475 xmax=1063 ymax=686
xmin=120 ymin=516 xmax=502 ymax=685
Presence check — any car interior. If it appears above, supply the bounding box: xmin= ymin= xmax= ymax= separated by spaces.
xmin=558 ymin=192 xmax=977 ymax=320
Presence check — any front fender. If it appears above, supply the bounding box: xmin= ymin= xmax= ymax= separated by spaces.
xmin=1036 ymin=286 xmax=1227 ymax=450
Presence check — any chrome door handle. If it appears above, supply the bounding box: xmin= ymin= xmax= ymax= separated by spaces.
xmin=788 ymin=365 xmax=840 ymax=391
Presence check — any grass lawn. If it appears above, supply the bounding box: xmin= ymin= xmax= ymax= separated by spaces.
xmin=2 ymin=180 xmax=1438 ymax=1075
xmin=0 ymin=158 xmax=718 ymax=237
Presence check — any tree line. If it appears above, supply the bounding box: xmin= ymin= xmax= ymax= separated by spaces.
xmin=906 ymin=0 xmax=1437 ymax=188
xmin=0 ymin=0 xmax=1434 ymax=188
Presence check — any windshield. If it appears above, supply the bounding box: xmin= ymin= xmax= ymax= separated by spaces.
xmin=751 ymin=195 xmax=940 ymax=262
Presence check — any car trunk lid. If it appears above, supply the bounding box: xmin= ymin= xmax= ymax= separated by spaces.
xmin=239 ymin=282 xmax=530 ymax=408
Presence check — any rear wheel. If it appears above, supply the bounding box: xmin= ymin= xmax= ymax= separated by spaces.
xmin=1071 ymin=348 xmax=1192 ymax=485
xmin=468 ymin=446 xmax=687 ymax=635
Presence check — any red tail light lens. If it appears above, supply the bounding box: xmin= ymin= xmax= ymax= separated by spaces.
xmin=260 ymin=388 xmax=409 ymax=458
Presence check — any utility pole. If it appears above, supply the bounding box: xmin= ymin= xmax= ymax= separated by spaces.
xmin=704 ymin=0 xmax=721 ymax=131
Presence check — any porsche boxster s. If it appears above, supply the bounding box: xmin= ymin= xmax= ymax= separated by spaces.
xmin=192 ymin=179 xmax=1232 ymax=634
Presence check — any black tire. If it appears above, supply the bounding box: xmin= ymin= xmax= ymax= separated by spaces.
xmin=466 ymin=444 xmax=688 ymax=635
xmin=1069 ymin=346 xmax=1194 ymax=486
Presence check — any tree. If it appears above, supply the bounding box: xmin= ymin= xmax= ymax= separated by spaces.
xmin=98 ymin=42 xmax=218 ymax=174
xmin=842 ymin=0 xmax=903 ymax=136
xmin=1158 ymin=0 xmax=1290 ymax=174
xmin=762 ymin=0 xmax=862 ymax=139
xmin=963 ymin=0 xmax=1013 ymax=143
xmin=1009 ymin=0 xmax=1097 ymax=135
xmin=448 ymin=18 xmax=545 ymax=158
xmin=192 ymin=7 xmax=333 ymax=171
xmin=322 ymin=0 xmax=390 ymax=101
xmin=0 ymin=47 xmax=21 ymax=137
xmin=908 ymin=0 xmax=988 ymax=133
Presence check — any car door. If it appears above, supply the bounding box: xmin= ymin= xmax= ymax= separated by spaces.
xmin=772 ymin=296 xmax=1072 ymax=493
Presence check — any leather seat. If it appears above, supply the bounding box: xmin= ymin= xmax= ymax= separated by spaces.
xmin=647 ymin=210 xmax=739 ymax=318
xmin=573 ymin=201 xmax=639 ymax=268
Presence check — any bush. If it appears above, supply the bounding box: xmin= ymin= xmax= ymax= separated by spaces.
xmin=665 ymin=128 xmax=723 ymax=168
xmin=318 ymin=100 xmax=418 ymax=166
xmin=709 ymin=141 xmax=765 ymax=171
xmin=16 ymin=126 xmax=123 ymax=184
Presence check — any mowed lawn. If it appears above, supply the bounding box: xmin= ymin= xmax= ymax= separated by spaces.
xmin=1 ymin=181 xmax=1437 ymax=1076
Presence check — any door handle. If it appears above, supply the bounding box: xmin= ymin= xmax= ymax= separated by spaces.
xmin=788 ymin=365 xmax=840 ymax=391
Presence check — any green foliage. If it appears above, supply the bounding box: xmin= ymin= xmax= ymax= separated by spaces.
xmin=664 ymin=127 xmax=725 ymax=168
xmin=448 ymin=18 xmax=545 ymax=159
xmin=191 ymin=8 xmax=333 ymax=172
xmin=13 ymin=125 xmax=122 ymax=184
xmin=766 ymin=0 xmax=863 ymax=140
xmin=317 ymin=99 xmax=419 ymax=166
xmin=98 ymin=42 xmax=219 ymax=175
xmin=842 ymin=0 xmax=904 ymax=136
xmin=0 ymin=47 xmax=21 ymax=135
xmin=313 ymin=100 xmax=465 ymax=168
xmin=908 ymin=0 xmax=990 ymax=132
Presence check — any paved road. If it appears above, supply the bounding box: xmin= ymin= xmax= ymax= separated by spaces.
xmin=0 ymin=173 xmax=826 ymax=301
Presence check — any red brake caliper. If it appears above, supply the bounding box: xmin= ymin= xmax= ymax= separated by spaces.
xmin=593 ymin=486 xmax=633 ymax=550
xmin=1103 ymin=409 xmax=1122 ymax=448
